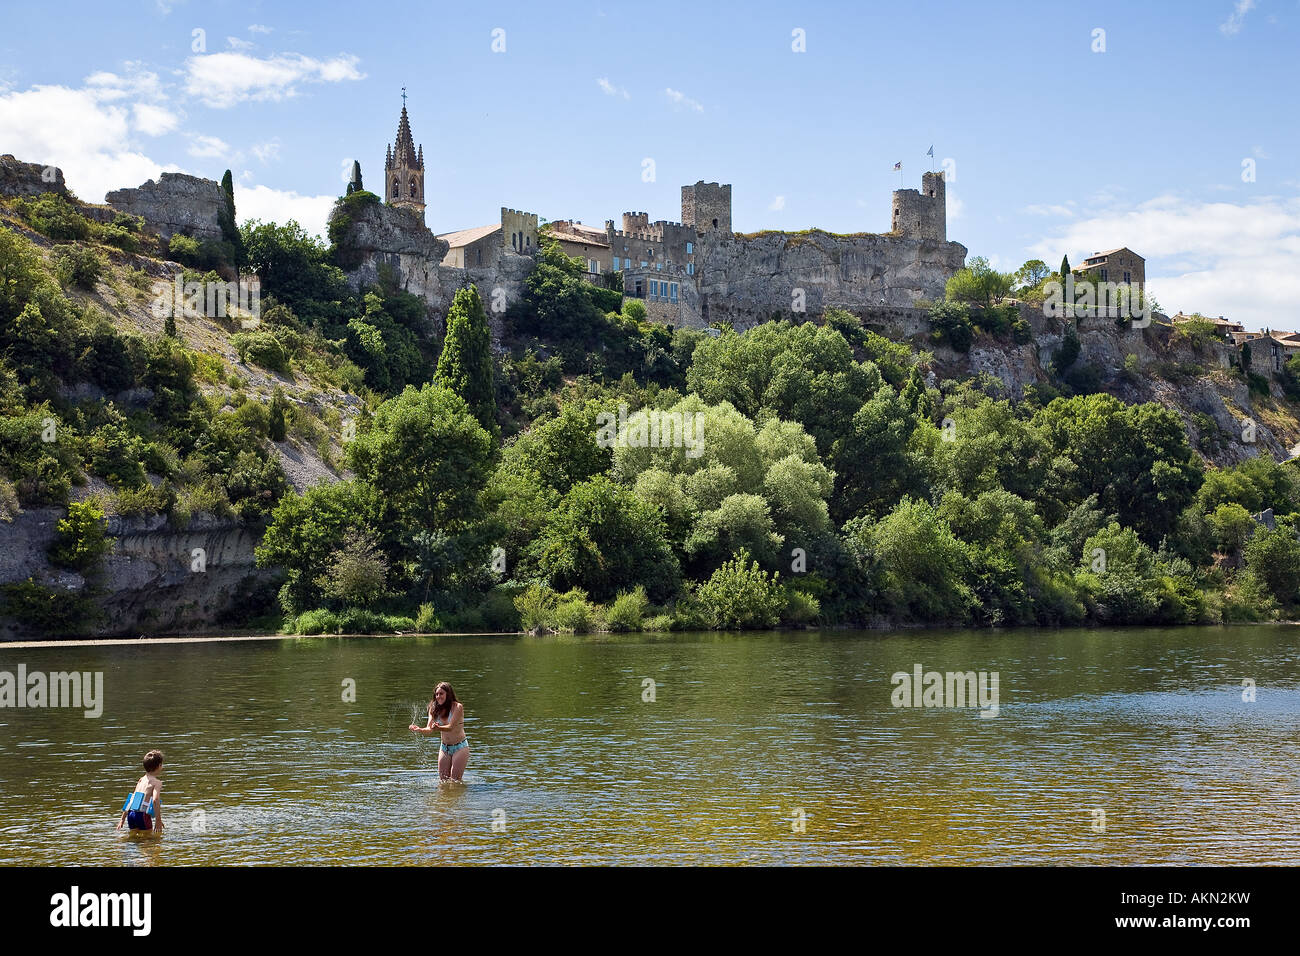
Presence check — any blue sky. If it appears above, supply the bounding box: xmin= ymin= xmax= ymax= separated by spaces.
xmin=2 ymin=0 xmax=1298 ymax=328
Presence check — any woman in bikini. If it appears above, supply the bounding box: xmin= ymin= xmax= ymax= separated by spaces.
xmin=409 ymin=681 xmax=470 ymax=782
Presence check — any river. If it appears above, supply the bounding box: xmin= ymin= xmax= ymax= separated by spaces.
xmin=1 ymin=626 xmax=1297 ymax=865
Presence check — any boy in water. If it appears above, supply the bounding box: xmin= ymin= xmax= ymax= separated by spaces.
xmin=115 ymin=750 xmax=164 ymax=832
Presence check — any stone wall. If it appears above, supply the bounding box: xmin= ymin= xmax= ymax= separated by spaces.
xmin=104 ymin=173 xmax=226 ymax=242
xmin=694 ymin=230 xmax=968 ymax=328
xmin=0 ymin=154 xmax=67 ymax=199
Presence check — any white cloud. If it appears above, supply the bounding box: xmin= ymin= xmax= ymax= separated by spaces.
xmin=597 ymin=77 xmax=629 ymax=99
xmin=187 ymin=134 xmax=228 ymax=158
xmin=768 ymin=195 xmax=785 ymax=211
xmin=1027 ymin=193 xmax=1300 ymax=330
xmin=183 ymin=52 xmax=365 ymax=108
xmin=236 ymin=183 xmax=336 ymax=239
xmin=248 ymin=24 xmax=273 ymax=34
xmin=947 ymin=192 xmax=965 ymax=221
xmin=0 ymin=80 xmax=182 ymax=201
xmin=664 ymin=87 xmax=704 ymax=112
xmin=1220 ymin=0 xmax=1256 ymax=35
xmin=252 ymin=140 xmax=281 ymax=163
xmin=227 ymin=37 xmax=255 ymax=51
xmin=132 ymin=102 xmax=180 ymax=136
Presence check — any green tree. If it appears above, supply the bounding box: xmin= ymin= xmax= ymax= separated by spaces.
xmin=1208 ymin=503 xmax=1255 ymax=556
xmin=1244 ymin=524 xmax=1300 ymax=606
xmin=316 ymin=528 xmax=389 ymax=608
xmin=945 ymin=256 xmax=1014 ymax=308
xmin=256 ymin=480 xmax=385 ymax=615
xmin=1059 ymin=254 xmax=1070 ymax=279
xmin=435 ymin=285 xmax=497 ymax=433
xmin=48 ymin=502 xmax=111 ymax=574
xmin=345 ymin=384 xmax=495 ymax=535
xmin=533 ymin=475 xmax=680 ymax=602
xmin=855 ymin=497 xmax=975 ymax=623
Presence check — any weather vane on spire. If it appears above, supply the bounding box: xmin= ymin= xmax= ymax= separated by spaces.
xmin=401 ymin=86 xmax=407 ymax=108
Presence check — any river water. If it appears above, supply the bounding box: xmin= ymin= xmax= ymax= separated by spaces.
xmin=1 ymin=626 xmax=1297 ymax=865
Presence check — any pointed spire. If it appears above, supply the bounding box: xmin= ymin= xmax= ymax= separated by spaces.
xmin=393 ymin=105 xmax=418 ymax=168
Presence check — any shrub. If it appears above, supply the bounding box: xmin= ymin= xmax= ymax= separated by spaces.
xmin=642 ymin=613 xmax=674 ymax=632
xmin=606 ymin=585 xmax=649 ymax=632
xmin=53 ymin=244 xmax=103 ymax=289
xmin=231 ymin=330 xmax=289 ymax=373
xmin=48 ymin=502 xmax=111 ymax=574
xmin=294 ymin=608 xmax=340 ymax=635
xmin=780 ymin=587 xmax=821 ymax=626
xmin=0 ymin=579 xmax=101 ymax=635
xmin=515 ymin=582 xmax=558 ymax=632
xmin=552 ymin=589 xmax=595 ymax=633
xmin=479 ymin=589 xmax=522 ymax=631
xmin=315 ymin=528 xmax=388 ymax=608
xmin=166 ymin=233 xmax=201 ymax=264
xmin=695 ymin=550 xmax=786 ymax=629
xmin=929 ymin=300 xmax=973 ymax=352
xmin=414 ymin=603 xmax=442 ymax=633
xmin=623 ymin=299 xmax=647 ymax=322
xmin=21 ymin=192 xmax=89 ymax=241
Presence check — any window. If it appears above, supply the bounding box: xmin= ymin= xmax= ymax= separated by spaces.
xmin=589 ymin=259 xmax=598 ymax=273
xmin=657 ymin=263 xmax=662 ymax=271
xmin=670 ymin=283 xmax=678 ymax=303
xmin=624 ymin=258 xmax=631 ymax=270
xmin=1100 ymin=268 xmax=1108 ymax=281
xmin=687 ymin=262 xmax=694 ymax=276
xmin=409 ymin=179 xmax=418 ymax=198
xmin=641 ymin=261 xmax=648 ymax=268
xmin=1123 ymin=271 xmax=1131 ymax=284
xmin=686 ymin=242 xmax=693 ymax=254
xmin=712 ymin=218 xmax=718 ymax=228
xmin=526 ymin=236 xmax=531 ymax=247
xmin=650 ymin=280 xmax=659 ymax=298
xmin=392 ymin=179 xmax=399 ymax=197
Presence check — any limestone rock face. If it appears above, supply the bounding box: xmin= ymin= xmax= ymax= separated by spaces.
xmin=0 ymin=509 xmax=277 ymax=639
xmin=695 ymin=231 xmax=968 ymax=328
xmin=0 ymin=154 xmax=67 ymax=198
xmin=105 ymin=173 xmax=226 ymax=242
xmin=329 ymin=197 xmax=532 ymax=336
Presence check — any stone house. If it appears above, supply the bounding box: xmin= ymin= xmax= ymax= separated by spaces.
xmin=1078 ymin=247 xmax=1145 ymax=287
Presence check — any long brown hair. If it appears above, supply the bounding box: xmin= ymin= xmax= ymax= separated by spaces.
xmin=431 ymin=682 xmax=459 ymax=721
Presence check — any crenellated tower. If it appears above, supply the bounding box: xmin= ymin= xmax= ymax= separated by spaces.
xmin=385 ymin=96 xmax=425 ymax=221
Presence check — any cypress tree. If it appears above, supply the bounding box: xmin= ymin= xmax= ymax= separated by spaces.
xmin=218 ymin=169 xmax=244 ymax=268
xmin=434 ymin=285 xmax=496 ymax=434
xmin=1059 ymin=254 xmax=1070 ymax=279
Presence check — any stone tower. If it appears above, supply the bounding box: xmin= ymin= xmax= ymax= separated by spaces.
xmin=385 ymin=100 xmax=425 ymax=220
xmin=681 ymin=181 xmax=732 ymax=236
xmin=890 ymin=171 xmax=945 ymax=241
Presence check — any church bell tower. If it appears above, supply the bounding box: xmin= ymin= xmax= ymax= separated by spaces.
xmin=385 ymin=89 xmax=425 ymax=220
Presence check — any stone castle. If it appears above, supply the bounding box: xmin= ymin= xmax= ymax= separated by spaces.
xmin=368 ymin=102 xmax=968 ymax=330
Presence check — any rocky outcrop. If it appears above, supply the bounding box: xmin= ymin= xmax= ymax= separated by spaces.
xmin=104 ymin=173 xmax=226 ymax=242
xmin=328 ymin=196 xmax=533 ymax=337
xmin=0 ymin=154 xmax=67 ymax=199
xmin=695 ymin=231 xmax=968 ymax=328
xmin=0 ymin=509 xmax=277 ymax=639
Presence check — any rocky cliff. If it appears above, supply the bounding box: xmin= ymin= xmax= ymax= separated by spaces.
xmin=0 ymin=510 xmax=276 ymax=639
xmin=328 ymin=197 xmax=533 ymax=337
xmin=104 ymin=172 xmax=226 ymax=242
xmin=0 ymin=154 xmax=67 ymax=199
